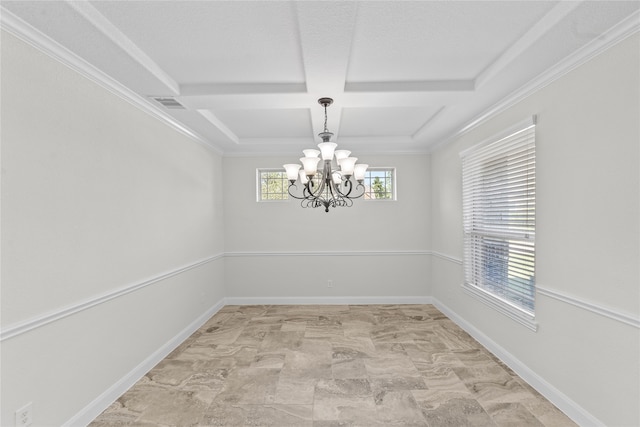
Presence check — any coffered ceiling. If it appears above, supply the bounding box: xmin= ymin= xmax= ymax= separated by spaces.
xmin=2 ymin=1 xmax=638 ymax=155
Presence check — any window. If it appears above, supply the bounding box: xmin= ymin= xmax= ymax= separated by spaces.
xmin=258 ymin=167 xmax=396 ymax=202
xmin=257 ymin=169 xmax=289 ymax=201
xmin=362 ymin=167 xmax=396 ymax=200
xmin=461 ymin=117 xmax=537 ymax=330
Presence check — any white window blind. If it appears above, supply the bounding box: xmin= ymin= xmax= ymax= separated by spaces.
xmin=461 ymin=118 xmax=536 ymax=324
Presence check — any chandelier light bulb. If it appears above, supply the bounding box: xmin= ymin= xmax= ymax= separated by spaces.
xmin=283 ymin=164 xmax=302 ymax=182
xmin=300 ymin=157 xmax=320 ymax=176
xmin=340 ymin=157 xmax=358 ymax=176
xmin=318 ymin=142 xmax=337 ymax=160
xmin=354 ymin=163 xmax=369 ymax=182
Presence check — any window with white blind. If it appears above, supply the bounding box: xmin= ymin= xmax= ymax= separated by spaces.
xmin=461 ymin=117 xmax=537 ymax=331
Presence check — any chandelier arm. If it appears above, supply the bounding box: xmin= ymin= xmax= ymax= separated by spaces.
xmin=333 ymin=177 xmax=355 ymax=198
xmin=327 ymin=180 xmax=339 ymax=205
xmin=287 ymin=183 xmax=309 ymax=200
xmin=335 ymin=179 xmax=366 ymax=200
xmin=348 ymin=182 xmax=366 ymax=199
xmin=303 ymin=180 xmax=319 ymax=198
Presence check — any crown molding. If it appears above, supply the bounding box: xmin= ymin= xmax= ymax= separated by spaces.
xmin=64 ymin=0 xmax=179 ymax=95
xmin=429 ymin=10 xmax=640 ymax=153
xmin=0 ymin=7 xmax=223 ymax=155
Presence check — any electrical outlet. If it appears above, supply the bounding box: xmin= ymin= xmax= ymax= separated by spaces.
xmin=327 ymin=279 xmax=333 ymax=288
xmin=15 ymin=402 xmax=33 ymax=427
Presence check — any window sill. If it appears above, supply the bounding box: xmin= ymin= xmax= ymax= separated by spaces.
xmin=462 ymin=282 xmax=538 ymax=332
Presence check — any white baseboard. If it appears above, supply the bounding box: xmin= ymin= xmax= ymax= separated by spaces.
xmin=63 ymin=298 xmax=226 ymax=427
xmin=431 ymin=297 xmax=604 ymax=427
xmin=224 ymin=295 xmax=433 ymax=306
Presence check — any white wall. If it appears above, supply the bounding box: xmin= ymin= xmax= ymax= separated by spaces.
xmin=223 ymin=154 xmax=431 ymax=301
xmin=0 ymin=31 xmax=226 ymax=426
xmin=429 ymin=33 xmax=639 ymax=426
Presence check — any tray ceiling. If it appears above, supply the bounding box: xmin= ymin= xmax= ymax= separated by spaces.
xmin=2 ymin=1 xmax=638 ymax=155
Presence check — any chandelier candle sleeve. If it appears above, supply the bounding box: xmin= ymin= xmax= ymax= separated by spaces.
xmin=283 ymin=97 xmax=368 ymax=212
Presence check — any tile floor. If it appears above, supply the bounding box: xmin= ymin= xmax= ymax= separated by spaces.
xmin=90 ymin=304 xmax=576 ymax=426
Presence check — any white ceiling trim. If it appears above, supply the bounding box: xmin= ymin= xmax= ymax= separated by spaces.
xmin=475 ymin=0 xmax=584 ymax=89
xmin=180 ymin=83 xmax=307 ymax=97
xmin=179 ymin=92 xmax=311 ymax=110
xmin=429 ymin=9 xmax=640 ymax=154
xmin=412 ymin=107 xmax=447 ymax=141
xmin=0 ymin=6 xmax=222 ymax=155
xmin=197 ymin=110 xmax=240 ymax=145
xmin=346 ymin=80 xmax=475 ymax=92
xmin=65 ymin=0 xmax=179 ymax=95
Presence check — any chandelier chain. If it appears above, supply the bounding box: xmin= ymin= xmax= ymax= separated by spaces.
xmin=323 ymin=103 xmax=328 ymax=133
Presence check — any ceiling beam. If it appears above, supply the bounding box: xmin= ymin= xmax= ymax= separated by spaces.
xmin=294 ymin=1 xmax=359 ymax=141
xmin=65 ymin=0 xmax=180 ymax=95
xmin=179 ymin=83 xmax=307 ymax=97
xmin=346 ymin=80 xmax=475 ymax=92
xmin=474 ymin=0 xmax=584 ymax=88
xmin=178 ymin=90 xmax=471 ymax=110
xmin=197 ymin=110 xmax=240 ymax=145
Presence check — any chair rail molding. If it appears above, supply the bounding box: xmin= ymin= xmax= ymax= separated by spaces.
xmin=537 ymin=286 xmax=640 ymax=329
xmin=224 ymin=250 xmax=431 ymax=258
xmin=0 ymin=254 xmax=225 ymax=341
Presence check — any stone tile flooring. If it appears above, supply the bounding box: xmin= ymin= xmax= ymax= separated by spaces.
xmin=90 ymin=305 xmax=576 ymax=426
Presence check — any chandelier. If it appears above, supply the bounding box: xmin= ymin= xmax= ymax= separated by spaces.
xmin=283 ymin=98 xmax=368 ymax=212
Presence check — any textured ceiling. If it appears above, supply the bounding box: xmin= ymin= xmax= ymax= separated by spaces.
xmin=1 ymin=1 xmax=638 ymax=155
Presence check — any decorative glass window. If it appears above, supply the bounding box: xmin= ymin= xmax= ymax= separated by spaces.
xmin=362 ymin=168 xmax=396 ymax=200
xmin=461 ymin=117 xmax=537 ymax=330
xmin=258 ymin=167 xmax=395 ymax=202
xmin=257 ymin=169 xmax=289 ymax=201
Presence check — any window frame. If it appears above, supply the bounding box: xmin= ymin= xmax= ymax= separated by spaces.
xmin=362 ymin=167 xmax=397 ymax=201
xmin=460 ymin=117 xmax=538 ymax=331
